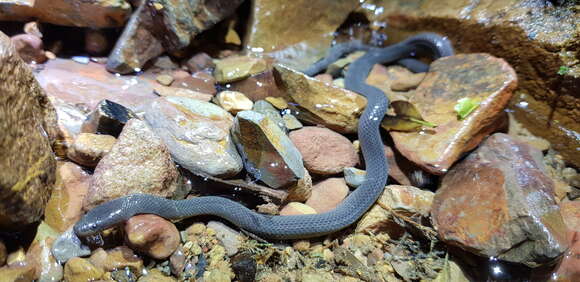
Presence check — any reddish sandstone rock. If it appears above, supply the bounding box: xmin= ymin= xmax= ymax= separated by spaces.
xmin=229 ymin=69 xmax=285 ymax=101
xmin=44 ymin=162 xmax=90 ymax=232
xmin=555 ymin=201 xmax=580 ymax=281
xmin=290 ymin=126 xmax=359 ymax=175
xmin=390 ymin=54 xmax=517 ymax=175
xmin=83 ymin=119 xmax=182 ymax=210
xmin=125 ymin=214 xmax=180 ymax=260
xmin=170 ymin=70 xmax=216 ymax=95
xmin=183 ymin=52 xmax=215 ymax=73
xmin=306 ymin=178 xmax=349 ymax=213
xmin=10 ymin=34 xmax=47 ymax=64
xmin=432 ymin=133 xmax=568 ymax=267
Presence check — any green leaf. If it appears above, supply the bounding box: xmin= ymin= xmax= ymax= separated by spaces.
xmin=454 ymin=98 xmax=480 ymax=120
xmin=381 ymin=101 xmax=436 ymax=132
xmin=557 ymin=66 xmax=570 ymax=76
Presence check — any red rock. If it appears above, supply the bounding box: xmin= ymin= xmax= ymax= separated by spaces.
xmin=83 ymin=119 xmax=182 ymax=210
xmin=391 ymin=54 xmax=517 ymax=175
xmin=554 ymin=231 xmax=580 ymax=282
xmin=184 ymin=53 xmax=215 ymax=73
xmin=306 ymin=178 xmax=349 ymax=213
xmin=125 ymin=214 xmax=180 ymax=260
xmin=228 ymin=69 xmax=284 ymax=101
xmin=289 ymin=126 xmax=359 ymax=175
xmin=66 ymin=133 xmax=116 ymax=167
xmin=10 ymin=34 xmax=47 ymax=64
xmin=170 ymin=70 xmax=216 ymax=95
xmin=431 ymin=133 xmax=568 ymax=267
xmin=44 ymin=162 xmax=90 ymax=232
xmin=34 ymin=58 xmax=158 ymax=111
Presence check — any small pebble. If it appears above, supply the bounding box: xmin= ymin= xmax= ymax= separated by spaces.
xmin=293 ymin=240 xmax=310 ymax=252
xmin=64 ymin=257 xmax=104 ymax=282
xmin=66 ymin=133 xmax=116 ymax=167
xmin=343 ymin=167 xmax=367 ymax=188
xmin=282 ymin=114 xmax=303 ymax=130
xmin=215 ymin=90 xmax=253 ymax=114
xmin=207 ymin=221 xmax=243 ymax=256
xmin=125 ymin=214 xmax=180 ymax=259
xmin=231 ymin=253 xmax=257 ymax=282
xmin=390 ymin=72 xmax=426 ymax=91
xmin=279 ymin=202 xmax=317 ymax=216
xmin=156 ymin=74 xmax=175 ymax=86
xmin=306 ymin=178 xmax=349 ymax=213
xmin=264 ymin=97 xmax=288 ymax=109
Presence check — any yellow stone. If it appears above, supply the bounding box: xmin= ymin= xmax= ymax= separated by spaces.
xmin=64 ymin=257 xmax=104 ymax=282
xmin=214 ymin=56 xmax=267 ymax=83
xmin=215 ymin=91 xmax=253 ymax=114
xmin=264 ymin=97 xmax=288 ymax=109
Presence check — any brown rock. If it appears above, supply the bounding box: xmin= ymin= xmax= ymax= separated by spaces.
xmin=358 ymin=0 xmax=580 ymax=167
xmin=88 ymin=246 xmax=143 ymax=273
xmin=0 ymin=264 xmax=36 ymax=281
xmin=85 ymin=29 xmax=109 ymax=55
xmin=0 ymin=240 xmax=5 ymax=267
xmin=0 ymin=31 xmax=57 ymax=229
xmin=0 ymin=0 xmax=131 ymax=28
xmin=10 ymin=34 xmax=47 ymax=64
xmin=84 ymin=119 xmax=182 ymax=210
xmin=390 ymin=54 xmax=517 ymax=175
xmin=35 ymin=58 xmax=159 ymax=110
xmin=289 ymin=126 xmax=359 ymax=175
xmin=365 ymin=64 xmax=408 ymax=102
xmin=286 ymin=169 xmax=313 ymax=203
xmin=184 ymin=52 xmax=215 ymax=73
xmin=44 ymin=162 xmax=90 ymax=232
xmin=64 ymin=257 xmax=104 ymax=282
xmin=26 ymin=229 xmax=63 ymax=282
xmin=156 ymin=74 xmax=174 ymax=86
xmin=171 ymin=70 xmax=216 ymax=95
xmin=356 ymin=185 xmax=434 ymax=238
xmin=229 ymin=69 xmax=285 ymax=101
xmin=431 ymin=133 xmax=569 ymax=267
xmin=279 ymin=202 xmax=317 ymax=216
xmin=214 ymin=91 xmax=254 ymax=114
xmin=214 ymin=56 xmax=268 ymax=83
xmin=138 ymin=268 xmax=177 ymax=282
xmin=553 ymin=234 xmax=580 ymax=282
xmin=49 ymin=97 xmax=90 ymax=158
xmin=274 ymin=64 xmax=367 ymax=133
xmin=245 ymin=0 xmax=359 ymax=70
xmin=125 ymin=214 xmax=180 ymax=260
xmin=107 ymin=0 xmax=243 ymax=74
xmin=390 ymin=72 xmax=426 ymax=92
xmin=66 ymin=133 xmax=116 ymax=167
xmin=561 ymin=201 xmax=580 ymax=235
xmin=305 ymin=178 xmax=349 ymax=213
xmin=153 ymin=85 xmax=213 ymax=102
xmin=7 ymin=248 xmax=26 ymax=266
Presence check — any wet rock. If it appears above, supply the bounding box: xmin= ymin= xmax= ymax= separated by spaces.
xmin=306 ymin=178 xmax=349 ymax=213
xmin=279 ymin=202 xmax=317 ymax=216
xmin=229 ymin=69 xmax=285 ymax=101
xmin=360 ymin=0 xmax=580 ymax=167
xmin=107 ymin=0 xmax=243 ymax=74
xmin=0 ymin=240 xmax=5 ymax=266
xmin=290 ymin=126 xmax=359 ymax=175
xmin=66 ymin=133 xmax=116 ymax=167
xmin=64 ymin=257 xmax=104 ymax=282
xmin=35 ymin=58 xmax=159 ymax=110
xmin=554 ymin=200 xmax=580 ymax=281
xmin=169 ymin=246 xmax=186 ymax=276
xmin=156 ymin=74 xmax=175 ymax=86
xmin=124 ymin=214 xmax=180 ymax=260
xmin=10 ymin=34 xmax=47 ymax=64
xmin=282 ymin=114 xmax=303 ymax=130
xmin=207 ymin=221 xmax=243 ymax=257
xmin=232 ymin=110 xmax=305 ymax=188
xmin=0 ymin=31 xmax=57 ymax=229
xmin=84 ymin=119 xmax=182 ymax=210
xmin=431 ymin=133 xmax=569 ymax=267
xmin=7 ymin=248 xmax=26 ymax=266
xmin=265 ymin=97 xmax=288 ymax=110
xmin=184 ymin=52 xmax=215 ymax=73
xmin=390 ymin=72 xmax=426 ymax=92
xmin=214 ymin=56 xmax=268 ymax=83
xmin=143 ymin=97 xmax=243 ymax=177
xmin=85 ymin=29 xmax=109 ymax=55
xmin=215 ymin=91 xmax=254 ymax=114
xmin=0 ymin=264 xmax=36 ymax=281
xmin=274 ymin=64 xmax=366 ymax=133
xmin=153 ymin=85 xmax=213 ymax=102
xmin=171 ymin=71 xmax=217 ymax=95
xmin=81 ymin=99 xmax=138 ymax=137
xmin=89 ymin=246 xmax=143 ymax=274
xmin=356 ymin=185 xmax=434 ymax=238
xmin=326 ymin=51 xmax=365 ymax=77
xmin=507 ymin=113 xmax=551 ymax=152
xmin=343 ymin=167 xmax=366 ymax=188
xmin=285 ymin=169 xmax=313 ymax=202
xmin=50 ymin=98 xmax=90 ymax=157
xmin=26 ymin=224 xmax=63 ymax=282
xmin=245 ymin=0 xmax=359 ymax=70
xmin=390 ymin=54 xmax=517 ymax=175
xmin=231 ymin=253 xmax=256 ymax=282
xmin=138 ymin=269 xmax=177 ymax=282
xmin=252 ymin=100 xmax=287 ymax=132
xmin=44 ymin=162 xmax=90 ymax=232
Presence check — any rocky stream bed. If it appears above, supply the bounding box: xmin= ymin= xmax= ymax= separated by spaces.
xmin=0 ymin=0 xmax=579 ymax=281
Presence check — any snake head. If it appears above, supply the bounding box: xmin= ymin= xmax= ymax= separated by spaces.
xmin=73 ymin=197 xmax=129 ymax=237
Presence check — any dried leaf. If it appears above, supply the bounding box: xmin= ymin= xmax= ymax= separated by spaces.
xmin=454 ymin=98 xmax=480 ymax=120
xmin=381 ymin=101 xmax=436 ymax=132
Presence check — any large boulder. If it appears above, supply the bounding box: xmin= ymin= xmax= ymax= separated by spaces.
xmin=0 ymin=31 xmax=58 ymax=229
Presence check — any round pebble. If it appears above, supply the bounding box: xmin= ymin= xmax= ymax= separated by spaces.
xmin=305 ymin=178 xmax=349 ymax=213
xmin=125 ymin=214 xmax=180 ymax=259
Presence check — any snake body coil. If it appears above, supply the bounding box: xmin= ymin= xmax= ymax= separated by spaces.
xmin=70 ymin=33 xmax=454 ymax=241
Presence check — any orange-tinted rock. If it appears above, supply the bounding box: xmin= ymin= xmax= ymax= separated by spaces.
xmin=125 ymin=214 xmax=180 ymax=260
xmin=26 ymin=233 xmax=63 ymax=282
xmin=432 ymin=133 xmax=568 ymax=267
xmin=183 ymin=52 xmax=215 ymax=73
xmin=214 ymin=56 xmax=268 ymax=83
xmin=44 ymin=162 xmax=90 ymax=232
xmin=88 ymin=246 xmax=143 ymax=273
xmin=561 ymin=201 xmax=580 ymax=235
xmin=289 ymin=126 xmax=359 ymax=175
xmin=356 ymin=185 xmax=433 ymax=238
xmin=83 ymin=119 xmax=182 ymax=210
xmin=0 ymin=0 xmax=131 ymax=28
xmin=390 ymin=54 xmax=517 ymax=175
xmin=274 ymin=64 xmax=367 ymax=134
xmin=0 ymin=264 xmax=36 ymax=281
xmin=66 ymin=133 xmax=116 ymax=167
xmin=0 ymin=31 xmax=58 ymax=230
xmin=170 ymin=70 xmax=216 ymax=95
xmin=34 ymin=58 xmax=158 ymax=110
xmin=366 ymin=64 xmax=415 ymax=102
xmin=554 ymin=201 xmax=580 ymax=282
xmin=279 ymin=202 xmax=317 ymax=216
xmin=10 ymin=34 xmax=46 ymax=63
xmin=306 ymin=178 xmax=349 ymax=213
xmin=64 ymin=257 xmax=104 ymax=282
xmin=228 ymin=69 xmax=284 ymax=101
xmin=153 ymin=85 xmax=213 ymax=102
xmin=0 ymin=240 xmax=5 ymax=266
